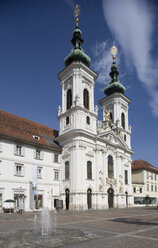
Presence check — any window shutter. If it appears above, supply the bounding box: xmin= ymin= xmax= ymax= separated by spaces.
xmin=34 ymin=149 xmax=36 ymax=159
xmin=14 ymin=164 xmax=16 ymax=175
xmin=22 ymin=146 xmax=25 ymax=157
xmin=22 ymin=166 xmax=25 ymax=176
xmin=0 ymin=143 xmax=2 ymax=152
xmin=41 ymin=150 xmax=44 ymax=160
xmin=14 ymin=144 xmax=17 ymax=155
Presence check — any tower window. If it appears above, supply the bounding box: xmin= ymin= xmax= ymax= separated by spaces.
xmin=83 ymin=89 xmax=89 ymax=109
xmin=66 ymin=116 xmax=69 ymax=125
xmin=125 ymin=170 xmax=128 ymax=184
xmin=67 ymin=89 xmax=72 ymax=110
xmin=86 ymin=116 xmax=90 ymax=125
xmin=108 ymin=155 xmax=113 ymax=179
xmin=87 ymin=161 xmax=92 ymax=179
xmin=65 ymin=161 xmax=69 ymax=180
xmin=121 ymin=113 xmax=125 ymax=129
xmin=124 ymin=135 xmax=126 ymax=141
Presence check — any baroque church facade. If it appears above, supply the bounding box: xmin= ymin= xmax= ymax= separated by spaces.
xmin=0 ymin=14 xmax=133 ymax=212
xmin=57 ymin=18 xmax=133 ymax=210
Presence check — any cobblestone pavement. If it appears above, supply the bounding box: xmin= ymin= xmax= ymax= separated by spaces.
xmin=0 ymin=207 xmax=158 ymax=248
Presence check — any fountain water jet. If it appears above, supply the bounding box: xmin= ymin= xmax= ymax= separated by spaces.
xmin=41 ymin=207 xmax=51 ymax=236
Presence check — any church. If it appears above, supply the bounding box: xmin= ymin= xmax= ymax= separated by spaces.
xmin=0 ymin=7 xmax=133 ymax=211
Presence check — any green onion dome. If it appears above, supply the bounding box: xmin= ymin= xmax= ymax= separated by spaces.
xmin=64 ymin=26 xmax=91 ymax=67
xmin=104 ymin=61 xmax=126 ymax=96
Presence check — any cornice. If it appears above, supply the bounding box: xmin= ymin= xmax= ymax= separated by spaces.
xmin=58 ymin=61 xmax=98 ymax=81
xmin=0 ymin=134 xmax=61 ymax=153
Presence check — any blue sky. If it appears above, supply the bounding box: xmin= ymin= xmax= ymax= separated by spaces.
xmin=0 ymin=0 xmax=158 ymax=167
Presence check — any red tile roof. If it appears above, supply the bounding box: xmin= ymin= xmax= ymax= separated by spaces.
xmin=0 ymin=110 xmax=60 ymax=150
xmin=132 ymin=160 xmax=158 ymax=174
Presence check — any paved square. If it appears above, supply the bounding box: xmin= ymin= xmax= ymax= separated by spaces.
xmin=0 ymin=207 xmax=158 ymax=247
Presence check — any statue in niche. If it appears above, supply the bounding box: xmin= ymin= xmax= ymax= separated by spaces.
xmin=103 ymin=107 xmax=112 ymax=128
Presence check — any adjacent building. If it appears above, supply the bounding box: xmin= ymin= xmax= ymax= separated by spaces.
xmin=132 ymin=160 xmax=158 ymax=205
xmin=0 ymin=111 xmax=61 ymax=212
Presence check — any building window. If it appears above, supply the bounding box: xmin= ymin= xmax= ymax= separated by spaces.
xmin=147 ymin=184 xmax=149 ymax=191
xmin=108 ymin=155 xmax=113 ymax=179
xmin=151 ymin=173 xmax=153 ymax=180
xmin=32 ymin=135 xmax=40 ymax=140
xmin=54 ymin=170 xmax=59 ymax=180
xmin=37 ymin=167 xmax=42 ymax=179
xmin=155 ymin=185 xmax=157 ymax=192
xmin=83 ymin=89 xmax=89 ymax=109
xmin=65 ymin=161 xmax=69 ymax=180
xmin=54 ymin=154 xmax=58 ymax=163
xmin=155 ymin=174 xmax=157 ymax=181
xmin=139 ymin=188 xmax=142 ymax=193
xmin=86 ymin=116 xmax=90 ymax=125
xmin=16 ymin=145 xmax=22 ymax=156
xmin=35 ymin=149 xmax=41 ymax=160
xmin=121 ymin=112 xmax=125 ymax=129
xmin=15 ymin=144 xmax=24 ymax=156
xmin=125 ymin=170 xmax=128 ymax=184
xmin=66 ymin=116 xmax=69 ymax=125
xmin=15 ymin=164 xmax=24 ymax=177
xmin=124 ymin=135 xmax=126 ymax=141
xmin=133 ymin=187 xmax=136 ymax=193
xmin=67 ymin=89 xmax=72 ymax=110
xmin=147 ymin=171 xmax=149 ymax=179
xmin=151 ymin=185 xmax=153 ymax=192
xmin=87 ymin=161 xmax=92 ymax=179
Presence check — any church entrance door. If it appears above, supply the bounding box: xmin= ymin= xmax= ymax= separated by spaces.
xmin=65 ymin=189 xmax=69 ymax=210
xmin=87 ymin=189 xmax=92 ymax=209
xmin=125 ymin=191 xmax=128 ymax=207
xmin=108 ymin=188 xmax=114 ymax=208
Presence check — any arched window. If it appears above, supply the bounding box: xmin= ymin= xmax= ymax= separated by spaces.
xmin=66 ymin=116 xmax=69 ymax=125
xmin=124 ymin=135 xmax=126 ymax=141
xmin=65 ymin=161 xmax=69 ymax=179
xmin=83 ymin=89 xmax=89 ymax=109
xmin=108 ymin=155 xmax=113 ymax=179
xmin=121 ymin=112 xmax=125 ymax=129
xmin=86 ymin=116 xmax=90 ymax=125
xmin=87 ymin=161 xmax=92 ymax=179
xmin=125 ymin=170 xmax=128 ymax=184
xmin=67 ymin=89 xmax=72 ymax=110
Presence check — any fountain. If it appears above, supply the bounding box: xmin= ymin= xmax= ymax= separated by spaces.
xmin=33 ymin=207 xmax=57 ymax=236
xmin=33 ymin=214 xmax=37 ymax=234
xmin=53 ymin=209 xmax=57 ymax=233
xmin=41 ymin=207 xmax=51 ymax=236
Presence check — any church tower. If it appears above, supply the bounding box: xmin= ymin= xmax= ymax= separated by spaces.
xmin=57 ymin=5 xmax=98 ymax=210
xmin=57 ymin=12 xmax=98 ymax=136
xmin=99 ymin=46 xmax=131 ymax=149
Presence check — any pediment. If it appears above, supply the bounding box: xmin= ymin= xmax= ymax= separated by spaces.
xmin=98 ymin=130 xmax=128 ymax=149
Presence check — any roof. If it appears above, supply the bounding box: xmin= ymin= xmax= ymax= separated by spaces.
xmin=132 ymin=160 xmax=158 ymax=174
xmin=0 ymin=110 xmax=61 ymax=151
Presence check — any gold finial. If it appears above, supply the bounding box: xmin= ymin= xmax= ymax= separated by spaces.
xmin=110 ymin=46 xmax=118 ymax=61
xmin=74 ymin=4 xmax=81 ymax=26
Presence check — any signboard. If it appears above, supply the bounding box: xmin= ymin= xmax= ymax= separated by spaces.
xmin=32 ymin=165 xmax=38 ymax=195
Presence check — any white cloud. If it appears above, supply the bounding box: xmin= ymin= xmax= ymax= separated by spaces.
xmin=92 ymin=41 xmax=112 ymax=84
xmin=92 ymin=41 xmax=125 ymax=87
xmin=102 ymin=0 xmax=158 ymax=116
